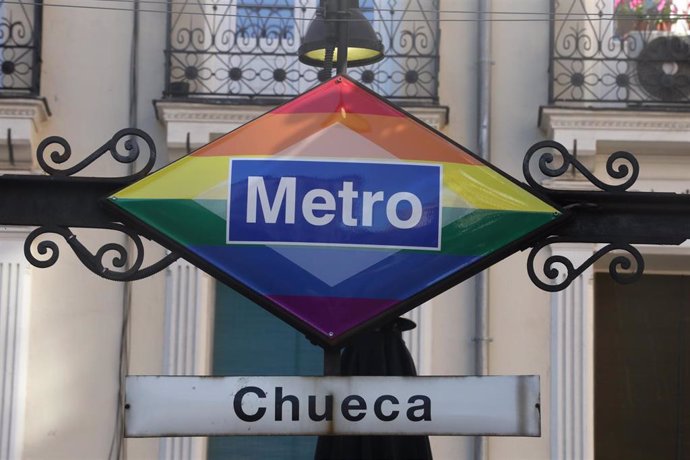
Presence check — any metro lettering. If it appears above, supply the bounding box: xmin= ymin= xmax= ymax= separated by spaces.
xmin=229 ymin=159 xmax=442 ymax=249
xmin=246 ymin=176 xmax=296 ymax=224
xmin=245 ymin=177 xmax=423 ymax=230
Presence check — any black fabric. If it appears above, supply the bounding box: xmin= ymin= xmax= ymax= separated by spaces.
xmin=314 ymin=319 xmax=433 ymax=460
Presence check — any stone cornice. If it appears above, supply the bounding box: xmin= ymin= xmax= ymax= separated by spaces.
xmin=157 ymin=101 xmax=449 ymax=130
xmin=0 ymin=99 xmax=49 ymax=126
xmin=405 ymin=106 xmax=449 ymax=130
xmin=540 ymin=107 xmax=690 ymax=132
xmin=156 ymin=102 xmax=268 ymax=125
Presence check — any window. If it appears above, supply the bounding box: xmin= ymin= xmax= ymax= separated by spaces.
xmin=166 ymin=0 xmax=440 ymax=102
xmin=207 ymin=284 xmax=323 ymax=460
xmin=595 ymin=273 xmax=690 ymax=459
xmin=0 ymin=0 xmax=41 ymax=94
xmin=236 ymin=0 xmax=294 ymax=39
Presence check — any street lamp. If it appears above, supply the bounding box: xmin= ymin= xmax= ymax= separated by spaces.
xmin=298 ymin=0 xmax=384 ymax=69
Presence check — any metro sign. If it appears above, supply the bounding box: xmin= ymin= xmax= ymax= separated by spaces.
xmin=228 ymin=159 xmax=442 ymax=249
xmin=108 ymin=76 xmax=564 ymax=346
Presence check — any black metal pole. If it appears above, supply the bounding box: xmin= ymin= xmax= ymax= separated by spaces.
xmin=335 ymin=0 xmax=349 ymax=75
xmin=323 ymin=347 xmax=341 ymax=376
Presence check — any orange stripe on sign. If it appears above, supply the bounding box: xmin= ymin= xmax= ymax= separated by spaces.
xmin=272 ymin=78 xmax=405 ymax=118
xmin=340 ymin=114 xmax=483 ymax=165
xmin=191 ymin=112 xmax=342 ymax=157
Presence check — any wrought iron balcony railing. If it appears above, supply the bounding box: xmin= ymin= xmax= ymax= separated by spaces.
xmin=550 ymin=0 xmax=690 ymax=106
xmin=165 ymin=0 xmax=439 ymax=105
xmin=0 ymin=0 xmax=42 ymax=96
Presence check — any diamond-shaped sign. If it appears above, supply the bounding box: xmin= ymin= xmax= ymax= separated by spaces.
xmin=108 ymin=76 xmax=564 ymax=346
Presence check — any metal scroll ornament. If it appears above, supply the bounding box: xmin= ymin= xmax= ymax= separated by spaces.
xmin=522 ymin=140 xmax=645 ymax=292
xmin=26 ymin=128 xmax=179 ymax=281
xmin=36 ymin=128 xmax=156 ymax=182
xmin=523 ymin=140 xmax=639 ymax=193
xmin=24 ymin=225 xmax=179 ymax=282
xmin=527 ymin=237 xmax=644 ymax=292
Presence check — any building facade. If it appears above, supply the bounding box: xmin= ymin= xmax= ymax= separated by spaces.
xmin=0 ymin=0 xmax=688 ymax=459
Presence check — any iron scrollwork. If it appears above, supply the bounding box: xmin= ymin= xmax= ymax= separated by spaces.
xmin=527 ymin=237 xmax=645 ymax=292
xmin=523 ymin=140 xmax=639 ymax=193
xmin=165 ymin=0 xmax=440 ymax=104
xmin=26 ymin=129 xmax=180 ymax=281
xmin=550 ymin=0 xmax=690 ymax=105
xmin=24 ymin=225 xmax=180 ymax=282
xmin=36 ymin=128 xmax=156 ymax=182
xmin=0 ymin=0 xmax=42 ymax=94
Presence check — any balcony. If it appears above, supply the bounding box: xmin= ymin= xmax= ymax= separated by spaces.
xmin=164 ymin=0 xmax=440 ymax=106
xmin=0 ymin=0 xmax=42 ymax=96
xmin=550 ymin=0 xmax=690 ymax=107
xmin=0 ymin=0 xmax=45 ymax=169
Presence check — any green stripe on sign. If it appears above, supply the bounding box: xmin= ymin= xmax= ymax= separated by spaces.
xmin=113 ymin=198 xmax=227 ymax=246
xmin=438 ymin=209 xmax=557 ymax=256
xmin=113 ymin=200 xmax=555 ymax=255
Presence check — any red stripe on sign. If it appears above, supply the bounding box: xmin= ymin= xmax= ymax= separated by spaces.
xmin=272 ymin=78 xmax=404 ymax=118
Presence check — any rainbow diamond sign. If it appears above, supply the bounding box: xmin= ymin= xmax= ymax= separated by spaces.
xmin=108 ymin=76 xmax=564 ymax=346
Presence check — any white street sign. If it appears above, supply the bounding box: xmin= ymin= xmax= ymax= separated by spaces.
xmin=125 ymin=376 xmax=540 ymax=437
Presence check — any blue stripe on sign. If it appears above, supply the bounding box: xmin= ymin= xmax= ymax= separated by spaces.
xmin=227 ymin=159 xmax=442 ymax=250
xmin=188 ymin=244 xmax=478 ymax=299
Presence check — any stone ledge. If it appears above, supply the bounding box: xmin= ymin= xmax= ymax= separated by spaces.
xmin=540 ymin=106 xmax=690 ymax=187
xmin=0 ymin=98 xmax=49 ymax=169
xmin=540 ymin=107 xmax=690 ymax=156
xmin=156 ymin=100 xmax=449 ymax=161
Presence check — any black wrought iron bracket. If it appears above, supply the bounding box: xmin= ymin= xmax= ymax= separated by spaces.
xmin=1 ymin=132 xmax=689 ymax=290
xmin=523 ymin=140 xmax=690 ymax=292
xmin=1 ymin=129 xmax=179 ymax=281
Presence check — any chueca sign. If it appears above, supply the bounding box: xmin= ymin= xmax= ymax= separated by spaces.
xmin=125 ymin=376 xmax=540 ymax=437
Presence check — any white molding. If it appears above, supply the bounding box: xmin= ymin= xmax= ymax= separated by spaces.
xmin=405 ymin=106 xmax=448 ymax=131
xmin=550 ymin=243 xmax=595 ymax=460
xmin=156 ymin=103 xmax=267 ymax=125
xmin=540 ymin=107 xmax=690 ymax=157
xmin=159 ymin=259 xmax=215 ymax=460
xmin=0 ymin=99 xmax=48 ymax=127
xmin=542 ymin=110 xmax=690 ymax=132
xmin=0 ymin=228 xmax=31 ymax=460
xmin=157 ymin=101 xmax=448 ymax=161
xmin=0 ymin=99 xmax=49 ymax=169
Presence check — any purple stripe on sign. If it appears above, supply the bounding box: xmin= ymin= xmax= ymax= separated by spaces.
xmin=268 ymin=295 xmax=399 ymax=338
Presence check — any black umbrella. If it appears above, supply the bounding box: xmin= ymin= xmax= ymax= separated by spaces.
xmin=314 ymin=318 xmax=433 ymax=460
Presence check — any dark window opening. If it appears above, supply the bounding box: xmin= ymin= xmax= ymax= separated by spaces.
xmin=595 ymin=273 xmax=690 ymax=460
xmin=207 ymin=283 xmax=323 ymax=460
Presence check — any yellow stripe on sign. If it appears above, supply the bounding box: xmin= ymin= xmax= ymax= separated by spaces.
xmin=442 ymin=163 xmax=558 ymax=213
xmin=113 ymin=156 xmax=230 ymax=200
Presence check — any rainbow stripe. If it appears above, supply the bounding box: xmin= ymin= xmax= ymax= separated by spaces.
xmin=110 ymin=77 xmax=560 ymax=342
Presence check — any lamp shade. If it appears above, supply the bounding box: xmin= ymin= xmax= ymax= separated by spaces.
xmin=298 ymin=0 xmax=384 ymax=68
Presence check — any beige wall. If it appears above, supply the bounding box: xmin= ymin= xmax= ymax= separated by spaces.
xmin=15 ymin=0 xmax=687 ymax=458
xmin=18 ymin=0 xmax=550 ymax=456
xmin=487 ymin=1 xmax=553 ymax=459
xmin=21 ymin=2 xmax=166 ymax=458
